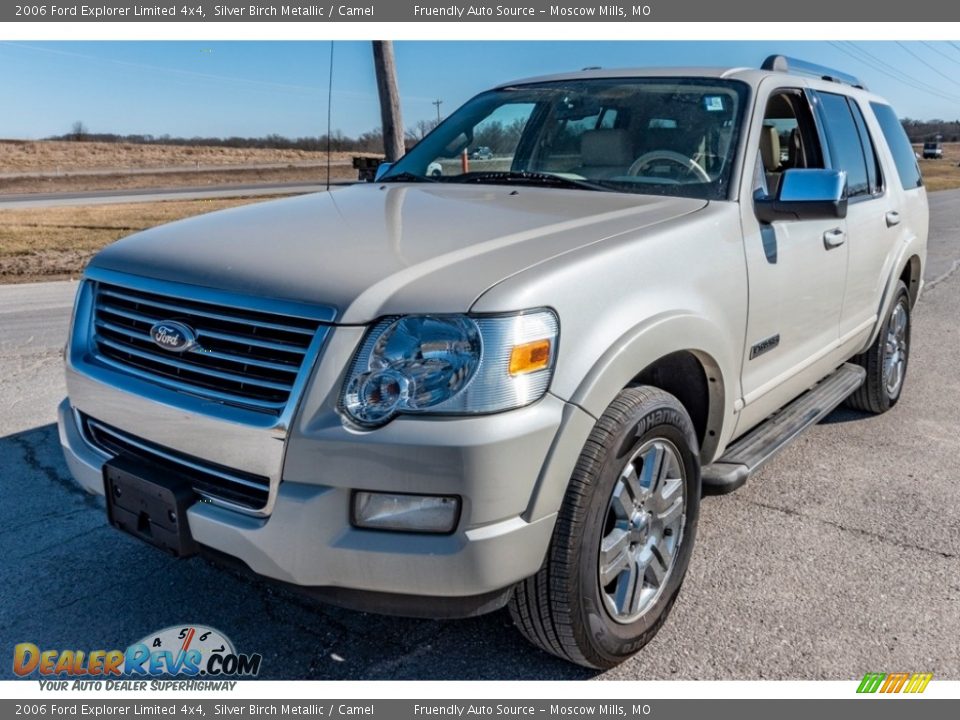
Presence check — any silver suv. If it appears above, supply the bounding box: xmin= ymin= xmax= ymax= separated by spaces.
xmin=59 ymin=56 xmax=927 ymax=669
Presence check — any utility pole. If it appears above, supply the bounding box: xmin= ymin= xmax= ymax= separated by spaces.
xmin=372 ymin=41 xmax=405 ymax=162
xmin=432 ymin=99 xmax=443 ymax=125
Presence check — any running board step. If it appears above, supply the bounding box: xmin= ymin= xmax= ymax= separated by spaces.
xmin=702 ymin=363 xmax=866 ymax=495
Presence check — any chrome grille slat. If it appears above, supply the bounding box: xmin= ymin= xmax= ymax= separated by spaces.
xmin=95 ymin=354 xmax=288 ymax=412
xmin=99 ymin=287 xmax=317 ymax=336
xmin=92 ymin=281 xmax=328 ymax=414
xmin=84 ymin=416 xmax=270 ymax=510
xmin=195 ymin=328 xmax=310 ymax=355
xmin=98 ymin=304 xmax=309 ymax=356
xmin=94 ymin=319 xmax=301 ymax=374
xmin=97 ymin=337 xmax=295 ymax=393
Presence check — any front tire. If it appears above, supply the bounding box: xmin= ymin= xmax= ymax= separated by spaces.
xmin=845 ymin=280 xmax=911 ymax=414
xmin=509 ymin=386 xmax=700 ymax=669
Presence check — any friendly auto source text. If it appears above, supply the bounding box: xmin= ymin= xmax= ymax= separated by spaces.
xmin=413 ymin=5 xmax=652 ymax=17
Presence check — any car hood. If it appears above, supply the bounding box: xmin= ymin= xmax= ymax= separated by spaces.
xmin=89 ymin=183 xmax=707 ymax=324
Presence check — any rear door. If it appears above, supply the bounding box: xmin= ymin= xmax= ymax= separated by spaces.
xmin=813 ymin=91 xmax=896 ymax=350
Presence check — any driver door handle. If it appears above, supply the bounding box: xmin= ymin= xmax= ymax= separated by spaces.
xmin=823 ymin=228 xmax=846 ymax=249
xmin=886 ymin=210 xmax=901 ymax=227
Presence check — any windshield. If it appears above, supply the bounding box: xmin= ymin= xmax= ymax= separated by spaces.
xmin=383 ymin=77 xmax=749 ymax=200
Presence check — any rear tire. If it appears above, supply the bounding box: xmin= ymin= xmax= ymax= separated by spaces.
xmin=845 ymin=281 xmax=911 ymax=414
xmin=509 ymin=386 xmax=700 ymax=669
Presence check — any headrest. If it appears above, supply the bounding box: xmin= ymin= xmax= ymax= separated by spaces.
xmin=760 ymin=125 xmax=781 ymax=172
xmin=580 ymin=129 xmax=632 ymax=167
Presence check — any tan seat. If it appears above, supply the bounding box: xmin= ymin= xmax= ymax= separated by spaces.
xmin=759 ymin=125 xmax=782 ymax=195
xmin=577 ymin=129 xmax=632 ymax=178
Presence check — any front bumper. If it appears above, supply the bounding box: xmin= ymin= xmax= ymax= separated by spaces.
xmin=59 ymin=272 xmax=598 ymax=615
xmin=58 ymin=390 xmax=575 ymax=612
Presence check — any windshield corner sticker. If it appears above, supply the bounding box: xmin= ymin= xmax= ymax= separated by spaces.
xmin=13 ymin=624 xmax=261 ymax=691
xmin=704 ymin=96 xmax=725 ymax=112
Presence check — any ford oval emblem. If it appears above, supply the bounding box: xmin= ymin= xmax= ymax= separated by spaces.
xmin=149 ymin=320 xmax=197 ymax=353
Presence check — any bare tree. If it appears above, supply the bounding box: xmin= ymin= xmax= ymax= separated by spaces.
xmin=70 ymin=121 xmax=88 ymax=142
xmin=372 ymin=41 xmax=405 ymax=161
xmin=410 ymin=118 xmax=440 ymax=142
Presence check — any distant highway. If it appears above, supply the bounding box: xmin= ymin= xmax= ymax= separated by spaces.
xmin=0 ymin=160 xmax=348 ymax=180
xmin=0 ymin=180 xmax=353 ymax=208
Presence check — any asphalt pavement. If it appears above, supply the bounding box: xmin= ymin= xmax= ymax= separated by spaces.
xmin=1 ymin=191 xmax=958 ymax=680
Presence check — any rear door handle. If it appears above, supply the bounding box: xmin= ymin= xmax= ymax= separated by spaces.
xmin=885 ymin=210 xmax=901 ymax=227
xmin=823 ymin=228 xmax=846 ymax=249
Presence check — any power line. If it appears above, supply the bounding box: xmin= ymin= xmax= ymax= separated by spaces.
xmin=921 ymin=41 xmax=960 ymax=68
xmin=829 ymin=41 xmax=960 ymax=104
xmin=896 ymin=41 xmax=960 ymax=92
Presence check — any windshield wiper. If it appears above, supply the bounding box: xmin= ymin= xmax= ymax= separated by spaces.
xmin=379 ymin=171 xmax=437 ymax=183
xmin=444 ymin=170 xmax=611 ymax=192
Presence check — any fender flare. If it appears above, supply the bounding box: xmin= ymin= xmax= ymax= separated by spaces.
xmin=524 ymin=311 xmax=738 ymax=523
xmin=861 ymin=236 xmax=924 ymax=352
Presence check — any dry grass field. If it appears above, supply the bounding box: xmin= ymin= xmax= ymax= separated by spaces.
xmin=0 ymin=140 xmax=376 ymax=194
xmin=914 ymin=142 xmax=960 ymax=192
xmin=0 ymin=197 xmax=267 ymax=282
xmin=0 ymin=140 xmax=370 ymax=173
xmin=0 ymin=165 xmax=355 ymax=195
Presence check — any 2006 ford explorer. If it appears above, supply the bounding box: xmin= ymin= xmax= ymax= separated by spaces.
xmin=59 ymin=56 xmax=927 ymax=668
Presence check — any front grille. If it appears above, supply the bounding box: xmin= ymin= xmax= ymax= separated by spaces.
xmin=83 ymin=415 xmax=270 ymax=510
xmin=92 ymin=281 xmax=326 ymax=413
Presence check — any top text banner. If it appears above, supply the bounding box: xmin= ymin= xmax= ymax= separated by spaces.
xmin=3 ymin=0 xmax=955 ymax=22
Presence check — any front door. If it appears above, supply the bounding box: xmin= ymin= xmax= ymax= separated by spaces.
xmin=736 ymin=83 xmax=849 ymax=433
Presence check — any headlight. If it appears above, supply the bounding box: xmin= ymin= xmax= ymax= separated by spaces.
xmin=341 ymin=310 xmax=559 ymax=427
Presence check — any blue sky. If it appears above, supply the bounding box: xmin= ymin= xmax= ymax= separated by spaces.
xmin=3 ymin=40 xmax=960 ymax=140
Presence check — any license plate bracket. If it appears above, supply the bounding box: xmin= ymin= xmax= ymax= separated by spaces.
xmin=104 ymin=456 xmax=198 ymax=557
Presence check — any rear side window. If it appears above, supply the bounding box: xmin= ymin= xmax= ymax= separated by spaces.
xmin=818 ymin=92 xmax=871 ymax=197
xmin=871 ymin=102 xmax=924 ymax=190
xmin=849 ymin=100 xmax=882 ymax=194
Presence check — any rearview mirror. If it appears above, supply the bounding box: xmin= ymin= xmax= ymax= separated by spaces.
xmin=441 ymin=132 xmax=472 ymax=158
xmin=755 ymin=168 xmax=848 ymax=223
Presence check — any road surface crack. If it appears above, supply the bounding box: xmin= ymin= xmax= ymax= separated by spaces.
xmin=924 ymin=256 xmax=960 ymax=293
xmin=740 ymin=498 xmax=957 ymax=560
xmin=8 ymin=431 xmax=100 ymax=508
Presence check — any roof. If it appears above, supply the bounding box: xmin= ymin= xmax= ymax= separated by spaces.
xmin=494 ymin=67 xmax=751 ymax=88
xmin=493 ymin=65 xmax=886 ymax=103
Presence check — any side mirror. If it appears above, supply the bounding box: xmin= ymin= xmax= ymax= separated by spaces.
xmin=374 ymin=162 xmax=394 ymax=182
xmin=755 ymin=168 xmax=848 ymax=223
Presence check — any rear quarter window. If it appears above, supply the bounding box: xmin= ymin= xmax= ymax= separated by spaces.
xmin=871 ymin=102 xmax=923 ymax=190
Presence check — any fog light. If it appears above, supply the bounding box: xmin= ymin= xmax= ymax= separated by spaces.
xmin=352 ymin=491 xmax=460 ymax=534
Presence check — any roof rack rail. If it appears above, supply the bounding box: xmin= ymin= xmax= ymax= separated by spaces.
xmin=761 ymin=55 xmax=867 ymax=90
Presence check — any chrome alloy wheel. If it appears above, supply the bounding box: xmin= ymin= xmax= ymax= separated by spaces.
xmin=883 ymin=302 xmax=908 ymax=398
xmin=598 ymin=438 xmax=686 ymax=624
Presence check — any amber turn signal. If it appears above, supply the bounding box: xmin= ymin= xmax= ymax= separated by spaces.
xmin=509 ymin=339 xmax=552 ymax=376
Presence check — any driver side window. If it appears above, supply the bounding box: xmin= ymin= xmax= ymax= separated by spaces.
xmin=757 ymin=90 xmax=825 ymax=197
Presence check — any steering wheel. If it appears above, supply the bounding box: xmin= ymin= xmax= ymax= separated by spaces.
xmin=627 ymin=150 xmax=710 ymax=182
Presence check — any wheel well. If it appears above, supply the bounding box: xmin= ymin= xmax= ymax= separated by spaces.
xmin=629 ymin=350 xmax=720 ymax=461
xmin=901 ymin=255 xmax=922 ymax=307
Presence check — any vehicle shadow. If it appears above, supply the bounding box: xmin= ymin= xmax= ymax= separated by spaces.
xmin=0 ymin=423 xmax=595 ymax=681
xmin=818 ymin=405 xmax=873 ymax=425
